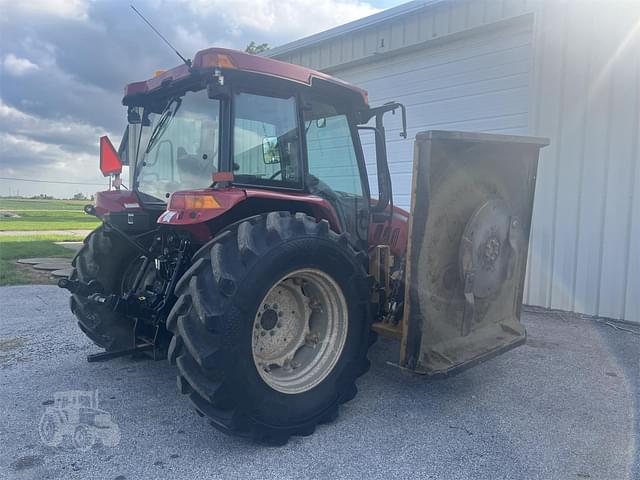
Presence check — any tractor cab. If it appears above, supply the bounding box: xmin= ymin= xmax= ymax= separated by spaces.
xmin=102 ymin=48 xmax=404 ymax=251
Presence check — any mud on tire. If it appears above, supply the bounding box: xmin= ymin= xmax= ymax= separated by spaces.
xmin=69 ymin=226 xmax=138 ymax=351
xmin=166 ymin=212 xmax=372 ymax=443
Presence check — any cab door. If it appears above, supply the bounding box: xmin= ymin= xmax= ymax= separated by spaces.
xmin=400 ymin=131 xmax=548 ymax=376
xmin=303 ymin=101 xmax=370 ymax=249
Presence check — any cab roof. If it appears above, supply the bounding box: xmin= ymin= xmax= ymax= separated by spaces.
xmin=123 ymin=47 xmax=368 ymax=108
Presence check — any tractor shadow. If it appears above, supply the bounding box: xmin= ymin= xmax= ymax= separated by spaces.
xmin=64 ymin=319 xmax=522 ymax=453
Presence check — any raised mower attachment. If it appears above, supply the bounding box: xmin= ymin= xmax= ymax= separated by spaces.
xmin=400 ymin=131 xmax=549 ymax=376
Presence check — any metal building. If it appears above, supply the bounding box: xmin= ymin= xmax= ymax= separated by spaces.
xmin=267 ymin=0 xmax=640 ymax=323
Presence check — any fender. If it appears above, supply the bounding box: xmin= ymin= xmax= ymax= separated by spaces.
xmin=368 ymin=204 xmax=410 ymax=258
xmin=94 ymin=190 xmax=144 ymax=217
xmin=157 ymin=186 xmax=343 ymax=242
xmin=95 ymin=187 xmax=409 ymax=255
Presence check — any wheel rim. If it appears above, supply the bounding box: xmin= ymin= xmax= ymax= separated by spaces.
xmin=252 ymin=268 xmax=348 ymax=394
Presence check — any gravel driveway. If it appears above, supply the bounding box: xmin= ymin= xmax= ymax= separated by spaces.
xmin=0 ymin=285 xmax=637 ymax=480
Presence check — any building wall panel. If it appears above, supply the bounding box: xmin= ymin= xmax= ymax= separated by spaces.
xmin=625 ymin=111 xmax=640 ymax=320
xmin=529 ymin=1 xmax=640 ymax=321
xmin=597 ymin=17 xmax=639 ymax=319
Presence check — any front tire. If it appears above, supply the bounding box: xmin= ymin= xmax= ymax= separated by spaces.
xmin=167 ymin=212 xmax=371 ymax=443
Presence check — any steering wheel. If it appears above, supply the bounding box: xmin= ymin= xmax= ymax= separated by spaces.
xmin=269 ymin=170 xmax=282 ymax=180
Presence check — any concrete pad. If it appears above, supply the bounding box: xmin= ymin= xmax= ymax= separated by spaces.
xmin=16 ymin=257 xmax=65 ymax=265
xmin=50 ymin=269 xmax=71 ymax=278
xmin=31 ymin=261 xmax=72 ymax=271
xmin=0 ymin=229 xmax=92 ymax=236
xmin=0 ymin=285 xmax=637 ymax=480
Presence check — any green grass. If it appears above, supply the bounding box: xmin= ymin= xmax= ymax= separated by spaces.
xmin=0 ymin=198 xmax=100 ymax=231
xmin=0 ymin=234 xmax=84 ymax=286
xmin=0 ymin=198 xmax=89 ymax=211
xmin=0 ymin=210 xmax=100 ymax=231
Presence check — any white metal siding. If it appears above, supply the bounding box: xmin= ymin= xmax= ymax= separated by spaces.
xmin=271 ymin=0 xmax=538 ymax=73
xmin=526 ymin=1 xmax=640 ymax=322
xmin=333 ymin=21 xmax=533 ymax=210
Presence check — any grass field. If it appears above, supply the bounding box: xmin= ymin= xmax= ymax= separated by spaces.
xmin=0 ymin=234 xmax=83 ymax=285
xmin=0 ymin=198 xmax=100 ymax=231
xmin=0 ymin=198 xmax=94 ymax=284
xmin=0 ymin=198 xmax=90 ymax=211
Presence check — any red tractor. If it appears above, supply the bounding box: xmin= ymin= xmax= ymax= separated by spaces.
xmin=60 ymin=48 xmax=547 ymax=443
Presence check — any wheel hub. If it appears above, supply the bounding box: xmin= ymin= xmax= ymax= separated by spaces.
xmin=260 ymin=309 xmax=278 ymax=330
xmin=254 ymin=280 xmax=311 ymax=364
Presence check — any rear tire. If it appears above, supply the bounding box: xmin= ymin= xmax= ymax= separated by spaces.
xmin=167 ymin=212 xmax=371 ymax=443
xmin=69 ymin=226 xmax=138 ymax=351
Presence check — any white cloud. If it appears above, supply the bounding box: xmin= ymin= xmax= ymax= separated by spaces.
xmin=183 ymin=0 xmax=379 ymax=39
xmin=2 ymin=53 xmax=39 ymax=76
xmin=0 ymin=100 xmax=31 ymax=122
xmin=174 ymin=25 xmax=230 ymax=55
xmin=0 ymin=0 xmax=88 ymax=21
xmin=0 ymin=124 xmax=113 ymax=181
xmin=0 ymin=130 xmax=108 ymax=197
xmin=0 ymin=100 xmax=110 ymax=151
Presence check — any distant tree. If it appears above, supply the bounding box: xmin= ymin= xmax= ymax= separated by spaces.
xmin=73 ymin=192 xmax=87 ymax=201
xmin=245 ymin=41 xmax=271 ymax=54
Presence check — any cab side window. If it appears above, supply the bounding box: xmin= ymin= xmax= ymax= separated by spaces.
xmin=305 ymin=109 xmax=363 ymax=197
xmin=233 ymin=92 xmax=302 ymax=187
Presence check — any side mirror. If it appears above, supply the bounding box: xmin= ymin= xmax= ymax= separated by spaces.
xmin=141 ymin=110 xmax=151 ymax=127
xmin=207 ymin=82 xmax=230 ymax=100
xmin=127 ymin=106 xmax=141 ymax=124
xmin=99 ymin=136 xmax=123 ymax=177
xmin=262 ymin=136 xmax=281 ymax=165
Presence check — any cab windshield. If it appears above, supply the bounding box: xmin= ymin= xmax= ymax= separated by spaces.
xmin=136 ymin=89 xmax=220 ymax=201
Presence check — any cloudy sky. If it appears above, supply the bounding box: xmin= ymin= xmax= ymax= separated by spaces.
xmin=0 ymin=0 xmax=402 ymax=198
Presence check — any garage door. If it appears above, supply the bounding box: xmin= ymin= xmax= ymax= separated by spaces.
xmin=333 ymin=20 xmax=534 ymax=210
